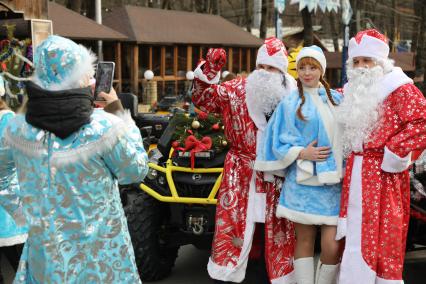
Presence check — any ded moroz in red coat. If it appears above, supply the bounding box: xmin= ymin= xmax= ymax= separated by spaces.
xmin=337 ymin=67 xmax=426 ymax=284
xmin=192 ymin=50 xmax=296 ymax=283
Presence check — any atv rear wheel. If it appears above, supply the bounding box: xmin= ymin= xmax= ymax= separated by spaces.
xmin=124 ymin=191 xmax=179 ymax=281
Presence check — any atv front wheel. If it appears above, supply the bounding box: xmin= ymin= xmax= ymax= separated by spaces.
xmin=124 ymin=191 xmax=179 ymax=281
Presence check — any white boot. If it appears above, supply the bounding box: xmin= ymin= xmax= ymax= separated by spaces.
xmin=294 ymin=257 xmax=314 ymax=284
xmin=315 ymin=259 xmax=339 ymax=284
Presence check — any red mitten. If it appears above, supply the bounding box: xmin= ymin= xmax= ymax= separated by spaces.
xmin=203 ymin=48 xmax=227 ymax=80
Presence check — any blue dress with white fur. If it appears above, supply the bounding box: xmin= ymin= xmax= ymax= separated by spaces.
xmin=255 ymin=87 xmax=343 ymax=225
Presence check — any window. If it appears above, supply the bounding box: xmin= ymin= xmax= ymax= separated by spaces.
xmin=177 ymin=46 xmax=187 ymax=78
xmin=165 ymin=46 xmax=174 ymax=76
xmin=139 ymin=45 xmax=150 ymax=77
xmin=232 ymin=47 xmax=240 ymax=74
xmin=192 ymin=46 xmax=201 ymax=69
xmin=241 ymin=49 xmax=247 ymax=73
xmin=152 ymin=46 xmax=161 ymax=77
xmin=250 ymin=48 xmax=257 ymax=72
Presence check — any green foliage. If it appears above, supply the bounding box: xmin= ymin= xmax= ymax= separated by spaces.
xmin=171 ymin=112 xmax=229 ymax=152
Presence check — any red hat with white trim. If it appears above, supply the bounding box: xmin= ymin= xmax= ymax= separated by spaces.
xmin=348 ymin=29 xmax=389 ymax=61
xmin=256 ymin=37 xmax=289 ymax=73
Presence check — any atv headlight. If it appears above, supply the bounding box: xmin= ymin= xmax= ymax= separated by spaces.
xmin=158 ymin=175 xmax=166 ymax=185
xmin=147 ymin=168 xmax=158 ymax=180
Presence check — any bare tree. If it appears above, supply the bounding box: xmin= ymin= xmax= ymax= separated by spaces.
xmin=259 ymin=0 xmax=268 ymax=39
xmin=244 ymin=0 xmax=252 ymax=32
xmin=328 ymin=11 xmax=339 ymax=51
xmin=301 ymin=8 xmax=313 ymax=46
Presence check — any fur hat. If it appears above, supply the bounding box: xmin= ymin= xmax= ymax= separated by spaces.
xmin=32 ymin=35 xmax=96 ymax=91
xmin=348 ymin=29 xmax=389 ymax=61
xmin=296 ymin=45 xmax=327 ymax=75
xmin=256 ymin=37 xmax=289 ymax=73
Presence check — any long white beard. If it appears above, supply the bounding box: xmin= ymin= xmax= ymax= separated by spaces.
xmin=246 ymin=69 xmax=287 ymax=115
xmin=335 ymin=65 xmax=385 ymax=156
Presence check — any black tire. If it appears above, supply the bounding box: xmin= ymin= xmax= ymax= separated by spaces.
xmin=124 ymin=191 xmax=179 ymax=281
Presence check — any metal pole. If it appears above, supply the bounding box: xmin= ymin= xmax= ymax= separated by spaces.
xmin=340 ymin=25 xmax=350 ymax=87
xmin=95 ymin=0 xmax=103 ymax=61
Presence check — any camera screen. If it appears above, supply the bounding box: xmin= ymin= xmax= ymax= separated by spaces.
xmin=95 ymin=62 xmax=115 ymax=99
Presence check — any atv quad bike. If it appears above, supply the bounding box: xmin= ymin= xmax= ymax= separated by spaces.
xmin=122 ymin=110 xmax=227 ymax=281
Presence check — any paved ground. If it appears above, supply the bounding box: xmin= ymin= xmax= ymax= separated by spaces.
xmin=2 ymin=245 xmax=426 ymax=283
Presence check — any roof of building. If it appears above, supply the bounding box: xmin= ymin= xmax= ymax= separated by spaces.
xmin=48 ymin=2 xmax=127 ymax=41
xmin=103 ymin=5 xmax=263 ymax=47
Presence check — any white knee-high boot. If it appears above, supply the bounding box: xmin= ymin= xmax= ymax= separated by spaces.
xmin=315 ymin=259 xmax=339 ymax=284
xmin=294 ymin=257 xmax=314 ymax=284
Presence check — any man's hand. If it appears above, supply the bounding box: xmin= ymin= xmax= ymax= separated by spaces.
xmin=298 ymin=140 xmax=331 ymax=162
xmin=204 ymin=48 xmax=227 ymax=80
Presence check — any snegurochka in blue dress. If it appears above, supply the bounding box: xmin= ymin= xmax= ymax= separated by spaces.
xmin=255 ymin=46 xmax=343 ymax=284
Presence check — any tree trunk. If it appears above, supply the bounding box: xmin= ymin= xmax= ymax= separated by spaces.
xmin=260 ymin=0 xmax=267 ymax=39
xmin=244 ymin=0 xmax=252 ymax=32
xmin=301 ymin=8 xmax=313 ymax=46
xmin=329 ymin=11 xmax=339 ymax=51
xmin=389 ymin=0 xmax=397 ymax=51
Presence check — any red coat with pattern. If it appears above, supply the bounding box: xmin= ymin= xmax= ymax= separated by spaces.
xmin=192 ymin=74 xmax=295 ymax=282
xmin=338 ymin=83 xmax=426 ymax=283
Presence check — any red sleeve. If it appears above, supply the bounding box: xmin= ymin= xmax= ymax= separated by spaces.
xmin=386 ymin=84 xmax=426 ymax=157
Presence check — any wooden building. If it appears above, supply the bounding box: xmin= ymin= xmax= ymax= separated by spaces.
xmin=0 ymin=0 xmax=47 ymax=20
xmin=103 ymin=6 xmax=263 ymax=99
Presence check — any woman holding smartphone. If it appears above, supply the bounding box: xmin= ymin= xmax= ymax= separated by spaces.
xmin=255 ymin=46 xmax=343 ymax=284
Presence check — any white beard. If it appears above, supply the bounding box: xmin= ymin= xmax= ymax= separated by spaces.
xmin=245 ymin=69 xmax=287 ymax=115
xmin=335 ymin=65 xmax=385 ymax=156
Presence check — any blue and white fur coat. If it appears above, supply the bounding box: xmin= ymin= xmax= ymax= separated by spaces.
xmin=255 ymin=87 xmax=343 ymax=225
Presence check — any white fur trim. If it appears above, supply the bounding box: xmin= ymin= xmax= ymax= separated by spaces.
xmin=256 ymin=44 xmax=288 ymax=73
xmin=296 ymin=48 xmax=327 ymax=74
xmin=6 ymin=111 xmax=136 ymax=168
xmin=381 ymin=146 xmax=411 ymax=173
xmin=193 ymin=62 xmax=221 ymax=85
xmin=348 ymin=35 xmax=389 ymax=61
xmin=296 ymin=159 xmax=318 ymax=185
xmin=4 ymin=128 xmax=47 ymax=158
xmin=254 ymin=146 xmax=304 ymax=171
xmin=276 ymin=205 xmax=338 ymax=225
xmin=335 ymin=217 xmax=347 ymax=240
xmin=339 ymin=156 xmax=377 ymax=284
xmin=0 ymin=233 xmax=27 ymax=247
xmin=377 ymin=67 xmax=413 ymax=102
xmin=270 ymin=270 xmax=295 ymax=284
xmin=305 ymin=87 xmax=343 ymax=184
xmin=318 ymin=171 xmax=340 ymax=185
xmin=0 ymin=109 xmax=13 ymax=118
xmin=51 ymin=115 xmax=132 ymax=168
xmin=207 ymin=257 xmax=247 ymax=283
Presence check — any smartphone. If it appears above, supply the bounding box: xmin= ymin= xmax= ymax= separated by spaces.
xmin=94 ymin=61 xmax=115 ymax=100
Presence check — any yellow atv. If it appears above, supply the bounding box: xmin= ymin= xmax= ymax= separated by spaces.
xmin=122 ymin=111 xmax=227 ymax=281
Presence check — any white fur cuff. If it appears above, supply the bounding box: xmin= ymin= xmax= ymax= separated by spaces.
xmin=193 ymin=62 xmax=221 ymax=85
xmin=381 ymin=146 xmax=411 ymax=173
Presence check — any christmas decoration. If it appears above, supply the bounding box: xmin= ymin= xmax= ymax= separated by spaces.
xmin=0 ymin=24 xmax=34 ymax=110
xmin=169 ymin=112 xmax=229 ymax=158
xmin=172 ymin=141 xmax=180 ymax=149
xmin=191 ymin=120 xmax=201 ymax=129
xmin=222 ymin=140 xmax=228 ymax=147
xmin=198 ymin=111 xmax=208 ymax=120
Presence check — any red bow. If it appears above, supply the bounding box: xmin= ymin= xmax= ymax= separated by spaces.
xmin=179 ymin=135 xmax=212 ymax=169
